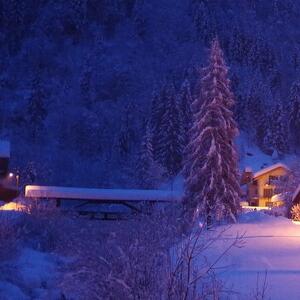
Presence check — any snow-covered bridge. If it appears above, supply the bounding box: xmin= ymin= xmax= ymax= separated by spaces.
xmin=25 ymin=185 xmax=182 ymax=219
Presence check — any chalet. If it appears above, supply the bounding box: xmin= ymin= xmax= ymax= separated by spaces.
xmin=241 ymin=163 xmax=289 ymax=207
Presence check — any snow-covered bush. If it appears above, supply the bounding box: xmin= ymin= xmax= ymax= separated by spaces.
xmin=59 ymin=206 xmax=242 ymax=299
xmin=19 ymin=200 xmax=67 ymax=252
xmin=0 ymin=212 xmax=20 ymax=261
xmin=265 ymin=206 xmax=287 ymax=217
xmin=274 ymin=162 xmax=300 ymax=218
xmin=291 ymin=204 xmax=300 ymax=221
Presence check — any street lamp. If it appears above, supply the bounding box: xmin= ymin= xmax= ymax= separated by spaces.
xmin=16 ymin=171 xmax=20 ymax=188
xmin=7 ymin=171 xmax=20 ymax=188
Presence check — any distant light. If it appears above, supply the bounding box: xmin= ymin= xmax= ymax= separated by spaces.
xmin=8 ymin=173 xmax=14 ymax=178
xmin=0 ymin=202 xmax=24 ymax=211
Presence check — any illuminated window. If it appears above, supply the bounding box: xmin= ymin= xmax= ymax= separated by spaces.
xmin=263 ymin=188 xmax=273 ymax=198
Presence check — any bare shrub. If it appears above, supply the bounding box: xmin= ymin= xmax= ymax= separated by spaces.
xmin=59 ymin=206 xmax=243 ymax=299
xmin=167 ymin=225 xmax=244 ymax=300
xmin=0 ymin=212 xmax=20 ymax=261
xmin=252 ymin=271 xmax=268 ymax=300
xmin=18 ymin=200 xmax=67 ymax=251
xmin=291 ymin=204 xmax=300 ymax=221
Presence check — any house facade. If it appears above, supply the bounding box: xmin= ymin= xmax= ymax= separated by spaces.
xmin=241 ymin=163 xmax=289 ymax=207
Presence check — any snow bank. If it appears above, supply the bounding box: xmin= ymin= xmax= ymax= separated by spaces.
xmin=0 ymin=248 xmax=63 ymax=299
xmin=0 ymin=281 xmax=29 ymax=300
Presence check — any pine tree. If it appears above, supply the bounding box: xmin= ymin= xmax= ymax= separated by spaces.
xmin=289 ymin=81 xmax=300 ymax=147
xmin=26 ymin=74 xmax=47 ymax=142
xmin=71 ymin=0 xmax=87 ymax=31
xmin=244 ymin=84 xmax=268 ymax=149
xmin=118 ymin=103 xmax=136 ymax=158
xmin=135 ymin=122 xmax=163 ymax=188
xmin=264 ymin=102 xmax=288 ymax=156
xmin=156 ymin=82 xmax=184 ymax=177
xmin=191 ymin=1 xmax=216 ymax=43
xmin=150 ymin=88 xmax=165 ymax=161
xmin=70 ymin=109 xmax=102 ymax=157
xmin=236 ymin=77 xmax=271 ymax=151
xmin=229 ymin=27 xmax=250 ymax=64
xmin=178 ymin=79 xmax=193 ymax=145
xmin=3 ymin=0 xmax=25 ymax=54
xmin=248 ymin=35 xmax=275 ymax=73
xmin=80 ymin=60 xmax=93 ymax=109
xmin=183 ymin=38 xmax=240 ymax=224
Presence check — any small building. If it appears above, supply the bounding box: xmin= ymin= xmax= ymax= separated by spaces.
xmin=0 ymin=140 xmax=10 ymax=178
xmin=241 ymin=163 xmax=289 ymax=207
xmin=0 ymin=140 xmax=20 ymax=202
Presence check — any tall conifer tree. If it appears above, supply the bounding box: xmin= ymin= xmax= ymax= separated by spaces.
xmin=156 ymin=82 xmax=184 ymax=176
xmin=183 ymin=39 xmax=240 ymax=224
xmin=27 ymin=73 xmax=47 ymax=143
xmin=289 ymin=81 xmax=300 ymax=147
xmin=179 ymin=79 xmax=193 ymax=145
xmin=135 ymin=122 xmax=163 ymax=188
xmin=264 ymin=102 xmax=288 ymax=156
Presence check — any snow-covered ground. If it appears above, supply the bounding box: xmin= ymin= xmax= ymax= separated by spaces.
xmin=0 ymin=248 xmax=62 ymax=299
xmin=213 ymin=211 xmax=300 ymax=299
xmin=1 ymin=206 xmax=300 ymax=299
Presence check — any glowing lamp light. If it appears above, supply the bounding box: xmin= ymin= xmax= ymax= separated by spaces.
xmin=8 ymin=173 xmax=14 ymax=178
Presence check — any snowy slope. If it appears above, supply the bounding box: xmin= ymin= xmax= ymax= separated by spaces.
xmin=237 ymin=132 xmax=299 ymax=172
xmin=211 ymin=212 xmax=300 ymax=299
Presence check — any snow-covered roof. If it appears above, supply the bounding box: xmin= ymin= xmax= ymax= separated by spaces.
xmin=0 ymin=141 xmax=10 ymax=158
xmin=25 ymin=185 xmax=182 ymax=202
xmin=253 ymin=163 xmax=289 ymax=179
xmin=271 ymin=193 xmax=284 ymax=203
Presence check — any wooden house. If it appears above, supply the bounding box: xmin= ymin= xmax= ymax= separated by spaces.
xmin=241 ymin=163 xmax=289 ymax=207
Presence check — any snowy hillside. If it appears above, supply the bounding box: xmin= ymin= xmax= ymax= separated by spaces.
xmin=1 ymin=1 xmax=300 ymax=188
xmin=237 ymin=132 xmax=299 ymax=172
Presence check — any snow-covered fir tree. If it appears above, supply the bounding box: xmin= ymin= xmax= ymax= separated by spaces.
xmin=135 ymin=122 xmax=164 ymax=188
xmin=289 ymin=81 xmax=300 ymax=147
xmin=70 ymin=109 xmax=102 ymax=157
xmin=70 ymin=0 xmax=87 ymax=31
xmin=229 ymin=27 xmax=250 ymax=64
xmin=3 ymin=0 xmax=25 ymax=54
xmin=80 ymin=59 xmax=93 ymax=109
xmin=118 ymin=103 xmax=137 ymax=158
xmin=178 ymin=79 xmax=193 ymax=145
xmin=150 ymin=88 xmax=164 ymax=161
xmin=156 ymin=81 xmax=184 ymax=177
xmin=183 ymin=38 xmax=240 ymax=224
xmin=150 ymin=81 xmax=184 ymax=174
xmin=247 ymin=35 xmax=276 ymax=73
xmin=235 ymin=76 xmax=271 ymax=151
xmin=264 ymin=102 xmax=288 ymax=156
xmin=26 ymin=73 xmax=47 ymax=143
xmin=191 ymin=0 xmax=216 ymax=43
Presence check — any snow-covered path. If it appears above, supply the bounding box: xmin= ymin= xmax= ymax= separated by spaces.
xmin=215 ymin=212 xmax=300 ymax=299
